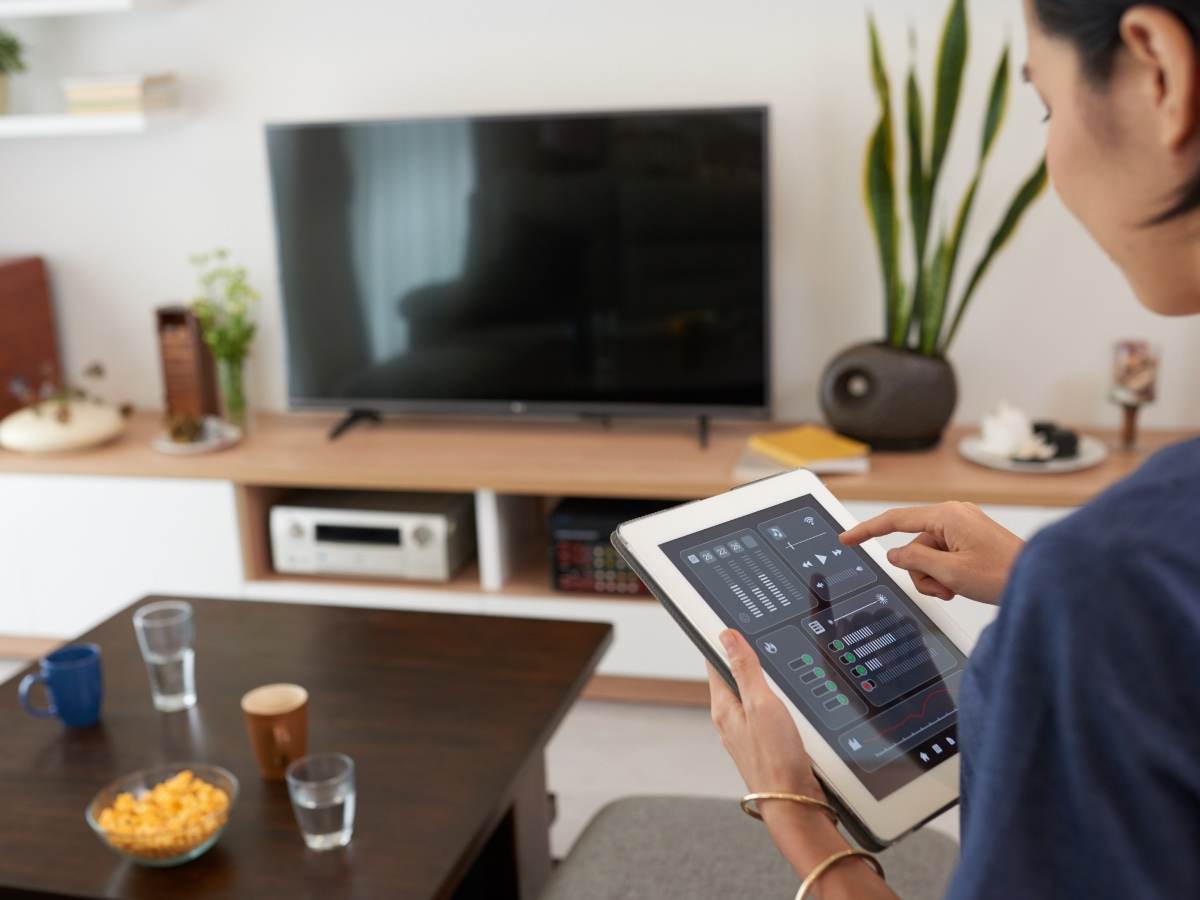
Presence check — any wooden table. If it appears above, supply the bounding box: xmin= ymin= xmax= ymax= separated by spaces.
xmin=0 ymin=598 xmax=611 ymax=899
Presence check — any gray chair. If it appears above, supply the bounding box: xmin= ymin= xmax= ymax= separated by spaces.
xmin=543 ymin=796 xmax=958 ymax=900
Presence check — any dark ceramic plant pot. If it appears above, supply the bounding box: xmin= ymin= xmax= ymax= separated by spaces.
xmin=819 ymin=342 xmax=958 ymax=451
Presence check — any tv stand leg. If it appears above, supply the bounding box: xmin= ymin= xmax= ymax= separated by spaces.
xmin=697 ymin=414 xmax=710 ymax=451
xmin=328 ymin=408 xmax=383 ymax=441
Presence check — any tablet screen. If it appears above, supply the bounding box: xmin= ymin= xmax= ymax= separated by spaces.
xmin=660 ymin=494 xmax=966 ymax=799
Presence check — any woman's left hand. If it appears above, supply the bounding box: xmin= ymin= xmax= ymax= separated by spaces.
xmin=709 ymin=629 xmax=825 ymax=799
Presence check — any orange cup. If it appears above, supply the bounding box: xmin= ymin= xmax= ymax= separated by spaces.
xmin=240 ymin=683 xmax=308 ymax=781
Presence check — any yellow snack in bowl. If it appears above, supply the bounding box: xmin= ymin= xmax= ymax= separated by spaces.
xmin=96 ymin=770 xmax=230 ymax=859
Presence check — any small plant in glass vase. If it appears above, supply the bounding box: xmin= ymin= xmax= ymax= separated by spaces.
xmin=191 ymin=249 xmax=259 ymax=432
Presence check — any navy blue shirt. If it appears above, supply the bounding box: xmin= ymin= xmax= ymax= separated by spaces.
xmin=948 ymin=438 xmax=1200 ymax=899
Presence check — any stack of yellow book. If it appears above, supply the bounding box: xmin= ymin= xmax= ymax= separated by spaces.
xmin=733 ymin=425 xmax=870 ymax=484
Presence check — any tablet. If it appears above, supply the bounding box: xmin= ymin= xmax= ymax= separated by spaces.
xmin=612 ymin=469 xmax=968 ymax=849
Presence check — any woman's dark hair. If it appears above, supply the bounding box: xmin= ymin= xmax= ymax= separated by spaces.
xmin=1033 ymin=0 xmax=1200 ymax=222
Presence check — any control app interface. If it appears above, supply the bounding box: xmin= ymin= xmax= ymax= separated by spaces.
xmin=661 ymin=496 xmax=966 ymax=799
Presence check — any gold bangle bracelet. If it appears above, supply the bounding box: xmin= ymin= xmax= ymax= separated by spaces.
xmin=740 ymin=792 xmax=839 ymax=825
xmin=796 ymin=849 xmax=885 ymax=900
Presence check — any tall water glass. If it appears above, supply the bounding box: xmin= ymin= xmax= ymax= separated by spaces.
xmin=286 ymin=753 xmax=356 ymax=851
xmin=132 ymin=600 xmax=196 ymax=712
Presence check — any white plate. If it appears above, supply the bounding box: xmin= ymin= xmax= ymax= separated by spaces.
xmin=958 ymin=434 xmax=1108 ymax=474
xmin=152 ymin=417 xmax=242 ymax=455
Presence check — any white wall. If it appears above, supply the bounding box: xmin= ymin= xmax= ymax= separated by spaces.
xmin=2 ymin=0 xmax=1197 ymax=429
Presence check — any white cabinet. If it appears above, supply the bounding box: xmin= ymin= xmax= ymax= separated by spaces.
xmin=0 ymin=473 xmax=1076 ymax=684
xmin=0 ymin=475 xmax=242 ymax=637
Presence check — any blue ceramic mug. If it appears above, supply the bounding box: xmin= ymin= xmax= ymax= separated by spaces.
xmin=19 ymin=643 xmax=103 ymax=727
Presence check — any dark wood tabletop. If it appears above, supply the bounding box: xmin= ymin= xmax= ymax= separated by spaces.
xmin=0 ymin=597 xmax=611 ymax=900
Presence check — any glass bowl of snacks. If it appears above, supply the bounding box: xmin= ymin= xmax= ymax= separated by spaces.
xmin=86 ymin=763 xmax=238 ymax=867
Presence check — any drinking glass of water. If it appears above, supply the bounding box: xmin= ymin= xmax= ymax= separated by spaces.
xmin=132 ymin=600 xmax=197 ymax=712
xmin=286 ymin=753 xmax=356 ymax=851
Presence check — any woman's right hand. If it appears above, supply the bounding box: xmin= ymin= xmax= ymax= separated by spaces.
xmin=840 ymin=502 xmax=1024 ymax=605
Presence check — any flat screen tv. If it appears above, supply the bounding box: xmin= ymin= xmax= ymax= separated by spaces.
xmin=266 ymin=106 xmax=770 ymax=420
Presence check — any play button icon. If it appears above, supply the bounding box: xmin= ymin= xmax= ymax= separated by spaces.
xmin=815 ymin=554 xmax=827 ymax=565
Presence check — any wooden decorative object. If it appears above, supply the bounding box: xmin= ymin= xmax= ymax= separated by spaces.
xmin=0 ymin=257 xmax=61 ymax=419
xmin=1111 ymin=340 xmax=1159 ymax=452
xmin=156 ymin=306 xmax=219 ymax=418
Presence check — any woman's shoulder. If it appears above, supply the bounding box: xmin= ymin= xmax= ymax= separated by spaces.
xmin=1105 ymin=434 xmax=1200 ymax=498
xmin=1012 ymin=435 xmax=1200 ymax=622
xmin=1043 ymin=436 xmax=1197 ymax=543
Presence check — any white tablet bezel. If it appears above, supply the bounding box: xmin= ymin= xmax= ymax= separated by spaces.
xmin=615 ymin=468 xmax=968 ymax=845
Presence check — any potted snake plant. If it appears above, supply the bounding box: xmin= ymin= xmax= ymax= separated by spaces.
xmin=820 ymin=0 xmax=1048 ymax=449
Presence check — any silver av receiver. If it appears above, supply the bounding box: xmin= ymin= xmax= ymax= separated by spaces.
xmin=270 ymin=490 xmax=475 ymax=582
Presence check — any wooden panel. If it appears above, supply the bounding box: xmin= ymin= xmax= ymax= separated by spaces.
xmin=826 ymin=438 xmax=1169 ymax=507
xmin=0 ymin=411 xmax=1189 ymax=509
xmin=156 ymin=306 xmax=219 ymax=418
xmin=0 ymin=257 xmax=60 ymax=419
xmin=233 ymin=483 xmax=291 ymax=581
xmin=584 ymin=674 xmax=710 ymax=707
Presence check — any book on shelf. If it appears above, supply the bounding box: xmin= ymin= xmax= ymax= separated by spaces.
xmin=733 ymin=424 xmax=870 ymax=485
xmin=61 ymin=72 xmax=177 ymax=115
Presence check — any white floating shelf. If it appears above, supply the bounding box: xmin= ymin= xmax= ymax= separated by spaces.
xmin=0 ymin=0 xmax=176 ymax=17
xmin=0 ymin=111 xmax=171 ymax=138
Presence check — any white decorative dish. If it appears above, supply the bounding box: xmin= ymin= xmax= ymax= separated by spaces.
xmin=0 ymin=400 xmax=125 ymax=454
xmin=958 ymin=434 xmax=1109 ymax=474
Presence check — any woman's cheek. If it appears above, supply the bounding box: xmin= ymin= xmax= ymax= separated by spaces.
xmin=1044 ymin=120 xmax=1109 ymax=242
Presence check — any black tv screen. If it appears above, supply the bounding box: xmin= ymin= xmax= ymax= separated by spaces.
xmin=266 ymin=107 xmax=770 ymax=417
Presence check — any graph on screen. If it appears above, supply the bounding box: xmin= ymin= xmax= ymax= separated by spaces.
xmin=839 ymin=671 xmax=963 ymax=772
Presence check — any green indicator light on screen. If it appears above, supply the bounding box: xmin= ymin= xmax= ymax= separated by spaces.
xmin=813 ymin=667 xmax=825 ymax=678
xmin=801 ymin=654 xmax=814 ymax=666
xmin=825 ymin=681 xmax=837 ymax=692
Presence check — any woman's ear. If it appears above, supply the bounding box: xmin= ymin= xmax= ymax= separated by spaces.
xmin=1119 ymin=7 xmax=1200 ymax=151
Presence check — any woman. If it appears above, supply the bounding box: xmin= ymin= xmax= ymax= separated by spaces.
xmin=709 ymin=2 xmax=1200 ymax=897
